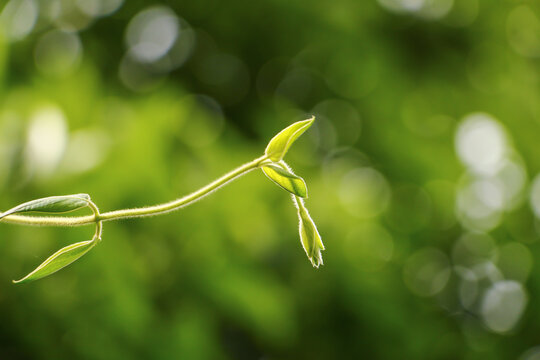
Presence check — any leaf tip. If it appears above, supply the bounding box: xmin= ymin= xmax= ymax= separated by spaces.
xmin=307 ymin=241 xmax=324 ymax=268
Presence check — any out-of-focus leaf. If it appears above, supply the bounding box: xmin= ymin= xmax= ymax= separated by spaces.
xmin=262 ymin=163 xmax=308 ymax=198
xmin=13 ymin=239 xmax=97 ymax=283
xmin=293 ymin=196 xmax=324 ymax=268
xmin=0 ymin=194 xmax=91 ymax=220
xmin=265 ymin=117 xmax=314 ymax=162
xmin=0 ymin=32 xmax=7 ymax=85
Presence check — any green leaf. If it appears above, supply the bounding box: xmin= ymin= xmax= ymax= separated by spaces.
xmin=262 ymin=164 xmax=308 ymax=198
xmin=265 ymin=116 xmax=315 ymax=162
xmin=0 ymin=194 xmax=90 ymax=220
xmin=13 ymin=239 xmax=97 ymax=283
xmin=293 ymin=196 xmax=325 ymax=268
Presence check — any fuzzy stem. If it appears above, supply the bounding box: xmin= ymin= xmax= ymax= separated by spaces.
xmin=1 ymin=155 xmax=268 ymax=227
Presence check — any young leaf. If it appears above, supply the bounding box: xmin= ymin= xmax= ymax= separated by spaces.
xmin=0 ymin=194 xmax=91 ymax=220
xmin=293 ymin=196 xmax=325 ymax=268
xmin=13 ymin=239 xmax=97 ymax=283
xmin=262 ymin=164 xmax=308 ymax=198
xmin=265 ymin=117 xmax=314 ymax=162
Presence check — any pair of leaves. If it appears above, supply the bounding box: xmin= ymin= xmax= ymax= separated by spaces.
xmin=262 ymin=164 xmax=324 ymax=267
xmin=263 ymin=118 xmax=324 ymax=267
xmin=1 ymin=194 xmax=98 ymax=284
xmin=263 ymin=166 xmax=323 ymax=267
xmin=262 ymin=117 xmax=314 ymax=198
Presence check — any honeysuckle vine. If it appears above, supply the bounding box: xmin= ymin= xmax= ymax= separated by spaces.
xmin=0 ymin=117 xmax=324 ymax=283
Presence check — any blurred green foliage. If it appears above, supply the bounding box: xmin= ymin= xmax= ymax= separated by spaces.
xmin=2 ymin=0 xmax=540 ymax=359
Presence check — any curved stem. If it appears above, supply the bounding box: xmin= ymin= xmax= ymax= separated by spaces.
xmin=2 ymin=155 xmax=267 ymax=227
xmin=87 ymin=198 xmax=103 ymax=242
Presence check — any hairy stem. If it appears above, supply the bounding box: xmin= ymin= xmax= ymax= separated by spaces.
xmin=2 ymin=155 xmax=267 ymax=227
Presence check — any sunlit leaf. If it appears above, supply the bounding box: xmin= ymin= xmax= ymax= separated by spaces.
xmin=262 ymin=164 xmax=308 ymax=198
xmin=0 ymin=194 xmax=91 ymax=220
xmin=265 ymin=117 xmax=315 ymax=162
xmin=13 ymin=239 xmax=97 ymax=283
xmin=293 ymin=196 xmax=325 ymax=268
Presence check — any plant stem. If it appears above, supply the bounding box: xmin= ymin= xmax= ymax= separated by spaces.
xmin=1 ymin=155 xmax=268 ymax=227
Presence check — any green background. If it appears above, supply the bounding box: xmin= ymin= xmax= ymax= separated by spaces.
xmin=1 ymin=0 xmax=540 ymax=359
